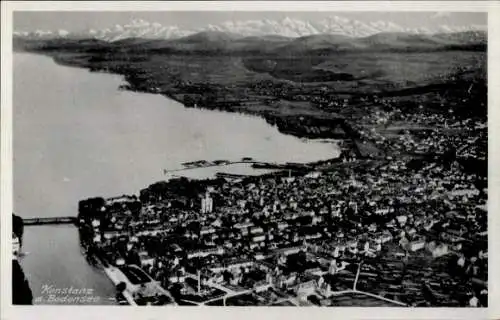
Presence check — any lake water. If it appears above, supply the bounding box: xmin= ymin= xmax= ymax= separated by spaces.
xmin=13 ymin=52 xmax=339 ymax=304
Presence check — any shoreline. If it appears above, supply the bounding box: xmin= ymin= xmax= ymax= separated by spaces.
xmin=46 ymin=51 xmax=367 ymax=159
xmin=21 ymin=50 xmax=354 ymax=142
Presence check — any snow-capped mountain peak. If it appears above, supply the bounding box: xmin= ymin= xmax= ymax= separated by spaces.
xmin=14 ymin=15 xmax=487 ymax=42
xmin=57 ymin=29 xmax=69 ymax=37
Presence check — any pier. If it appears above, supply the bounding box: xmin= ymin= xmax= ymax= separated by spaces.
xmin=162 ymin=160 xmax=311 ymax=176
xmin=163 ymin=160 xmax=268 ymax=174
xmin=23 ymin=216 xmax=77 ymax=226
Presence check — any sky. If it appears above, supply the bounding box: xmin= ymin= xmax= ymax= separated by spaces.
xmin=13 ymin=11 xmax=487 ymax=32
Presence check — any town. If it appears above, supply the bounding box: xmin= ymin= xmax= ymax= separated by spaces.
xmin=77 ymin=93 xmax=487 ymax=307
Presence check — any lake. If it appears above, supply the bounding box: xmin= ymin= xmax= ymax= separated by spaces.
xmin=13 ymin=52 xmax=339 ymax=304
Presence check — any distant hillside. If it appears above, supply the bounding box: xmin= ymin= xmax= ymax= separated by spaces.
xmin=13 ymin=28 xmax=486 ymax=92
xmin=14 ymin=30 xmax=487 ymax=56
xmin=14 ymin=37 xmax=109 ymax=53
xmin=176 ymin=30 xmax=242 ymax=43
xmin=276 ymin=34 xmax=356 ymax=53
xmin=223 ymin=35 xmax=292 ymax=54
xmin=354 ymin=32 xmax=447 ymax=49
xmin=434 ymin=30 xmax=487 ymax=44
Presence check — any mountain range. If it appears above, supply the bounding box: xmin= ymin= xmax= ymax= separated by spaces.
xmin=14 ymin=16 xmax=487 ymax=42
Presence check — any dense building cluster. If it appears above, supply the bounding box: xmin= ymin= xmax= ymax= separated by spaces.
xmin=78 ymin=144 xmax=487 ymax=306
xmin=77 ymin=74 xmax=487 ymax=306
xmin=352 ymin=107 xmax=487 ymax=158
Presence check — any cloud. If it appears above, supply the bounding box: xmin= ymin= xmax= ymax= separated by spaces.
xmin=431 ymin=12 xmax=452 ymax=19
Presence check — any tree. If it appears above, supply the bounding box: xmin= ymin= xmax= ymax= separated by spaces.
xmin=126 ymin=250 xmax=141 ymax=266
xmin=186 ymin=221 xmax=201 ymax=237
xmin=223 ymin=270 xmax=233 ymax=283
xmin=116 ymin=282 xmax=127 ymax=293
xmin=78 ymin=197 xmax=106 ymax=220
xmin=296 ymin=215 xmax=312 ymax=226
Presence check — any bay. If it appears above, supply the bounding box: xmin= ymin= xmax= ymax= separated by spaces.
xmin=13 ymin=52 xmax=339 ymax=304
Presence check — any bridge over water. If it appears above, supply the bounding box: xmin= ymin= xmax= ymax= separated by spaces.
xmin=23 ymin=216 xmax=77 ymax=226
